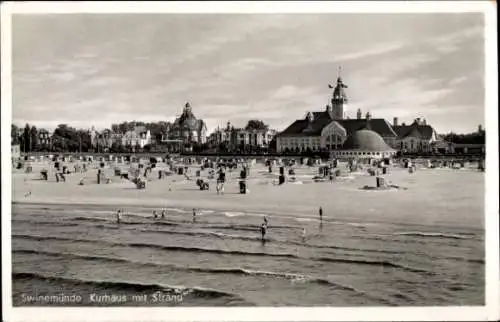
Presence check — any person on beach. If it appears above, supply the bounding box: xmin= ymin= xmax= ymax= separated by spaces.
xmin=302 ymin=228 xmax=307 ymax=242
xmin=153 ymin=210 xmax=158 ymax=220
xmin=263 ymin=216 xmax=268 ymax=226
xmin=319 ymin=207 xmax=323 ymax=221
xmin=161 ymin=210 xmax=166 ymax=219
xmin=260 ymin=223 xmax=267 ymax=242
xmin=192 ymin=208 xmax=197 ymax=223
xmin=116 ymin=209 xmax=122 ymax=224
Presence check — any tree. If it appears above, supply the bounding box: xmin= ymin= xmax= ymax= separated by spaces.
xmin=76 ymin=130 xmax=92 ymax=152
xmin=53 ymin=124 xmax=80 ymax=152
xmin=22 ymin=124 xmax=31 ymax=152
xmin=268 ymin=137 xmax=277 ymax=152
xmin=11 ymin=124 xmax=20 ymax=145
xmin=245 ymin=120 xmax=268 ymax=131
xmin=143 ymin=144 xmax=152 ymax=152
xmin=30 ymin=125 xmax=39 ymax=152
xmin=441 ymin=130 xmax=485 ymax=145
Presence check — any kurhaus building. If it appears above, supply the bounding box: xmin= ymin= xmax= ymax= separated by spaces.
xmin=276 ymin=73 xmax=438 ymax=154
xmin=276 ymin=76 xmax=397 ymax=153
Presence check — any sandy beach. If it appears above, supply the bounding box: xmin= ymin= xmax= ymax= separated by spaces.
xmin=12 ymin=160 xmax=484 ymax=229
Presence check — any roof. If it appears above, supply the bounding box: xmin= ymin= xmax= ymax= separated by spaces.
xmin=341 ymin=129 xmax=395 ymax=152
xmin=393 ymin=122 xmax=435 ymax=140
xmin=337 ymin=118 xmax=397 ymax=137
xmin=279 ymin=112 xmax=334 ymax=137
xmin=172 ymin=106 xmax=207 ymax=132
xmin=279 ymin=110 xmax=398 ymax=139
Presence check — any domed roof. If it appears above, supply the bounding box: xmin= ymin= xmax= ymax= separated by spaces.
xmin=341 ymin=129 xmax=394 ymax=152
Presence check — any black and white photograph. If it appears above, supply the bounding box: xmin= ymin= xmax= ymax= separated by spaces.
xmin=1 ymin=1 xmax=498 ymax=321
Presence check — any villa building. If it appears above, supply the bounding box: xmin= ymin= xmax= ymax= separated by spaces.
xmin=209 ymin=122 xmax=277 ymax=151
xmin=169 ymin=102 xmax=207 ymax=145
xmin=392 ymin=117 xmax=438 ymax=153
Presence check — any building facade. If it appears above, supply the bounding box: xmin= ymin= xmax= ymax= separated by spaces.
xmin=392 ymin=118 xmax=438 ymax=153
xmin=276 ymin=75 xmax=397 ymax=153
xmin=38 ymin=129 xmax=53 ymax=151
xmin=121 ymin=126 xmax=151 ymax=149
xmin=169 ymin=102 xmax=207 ymax=145
xmin=208 ymin=122 xmax=277 ymax=151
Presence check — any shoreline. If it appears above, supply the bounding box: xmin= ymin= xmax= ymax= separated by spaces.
xmin=11 ymin=199 xmax=484 ymax=232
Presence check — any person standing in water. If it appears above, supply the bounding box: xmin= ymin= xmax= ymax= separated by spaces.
xmin=319 ymin=207 xmax=323 ymax=221
xmin=153 ymin=210 xmax=158 ymax=220
xmin=260 ymin=223 xmax=267 ymax=242
xmin=116 ymin=209 xmax=122 ymax=224
xmin=161 ymin=210 xmax=166 ymax=219
xmin=192 ymin=208 xmax=197 ymax=223
xmin=302 ymin=227 xmax=307 ymax=242
xmin=263 ymin=216 xmax=268 ymax=226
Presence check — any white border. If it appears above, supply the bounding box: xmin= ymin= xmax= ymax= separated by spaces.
xmin=1 ymin=1 xmax=498 ymax=321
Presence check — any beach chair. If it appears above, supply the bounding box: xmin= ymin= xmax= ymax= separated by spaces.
xmin=40 ymin=170 xmax=48 ymax=181
xmin=136 ymin=179 xmax=146 ymax=189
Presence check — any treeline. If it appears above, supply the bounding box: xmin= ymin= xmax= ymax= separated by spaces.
xmin=440 ymin=130 xmax=485 ymax=145
xmin=11 ymin=119 xmax=274 ymax=154
xmin=12 ymin=123 xmax=92 ymax=153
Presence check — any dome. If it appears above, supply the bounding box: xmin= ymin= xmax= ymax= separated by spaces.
xmin=341 ymin=129 xmax=394 ymax=152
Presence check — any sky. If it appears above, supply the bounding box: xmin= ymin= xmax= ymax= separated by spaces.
xmin=12 ymin=13 xmax=485 ymax=134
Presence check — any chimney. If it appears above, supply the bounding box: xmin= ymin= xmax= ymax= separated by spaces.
xmin=393 ymin=117 xmax=398 ymax=126
xmin=478 ymin=124 xmax=483 ymax=132
xmin=357 ymin=108 xmax=362 ymax=119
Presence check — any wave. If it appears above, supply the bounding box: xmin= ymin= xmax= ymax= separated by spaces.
xmin=11 ymin=248 xmax=390 ymax=302
xmin=11 ymin=234 xmax=299 ymax=259
xmin=394 ymin=232 xmax=473 ymax=240
xmin=223 ymin=212 xmax=246 ymax=217
xmin=12 ymin=271 xmax=246 ymax=303
xmin=71 ymin=209 xmax=113 ymax=215
xmin=12 ymin=219 xmax=79 ymax=228
xmin=295 ymin=218 xmax=317 ymax=222
xmin=316 ymin=257 xmax=433 ymax=275
xmin=198 ymin=224 xmax=258 ymax=231
xmin=208 ymin=231 xmax=260 ymax=242
xmin=198 ymin=210 xmax=214 ymax=215
xmin=73 ymin=216 xmax=108 ymax=223
xmin=12 ymin=234 xmax=434 ymax=277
